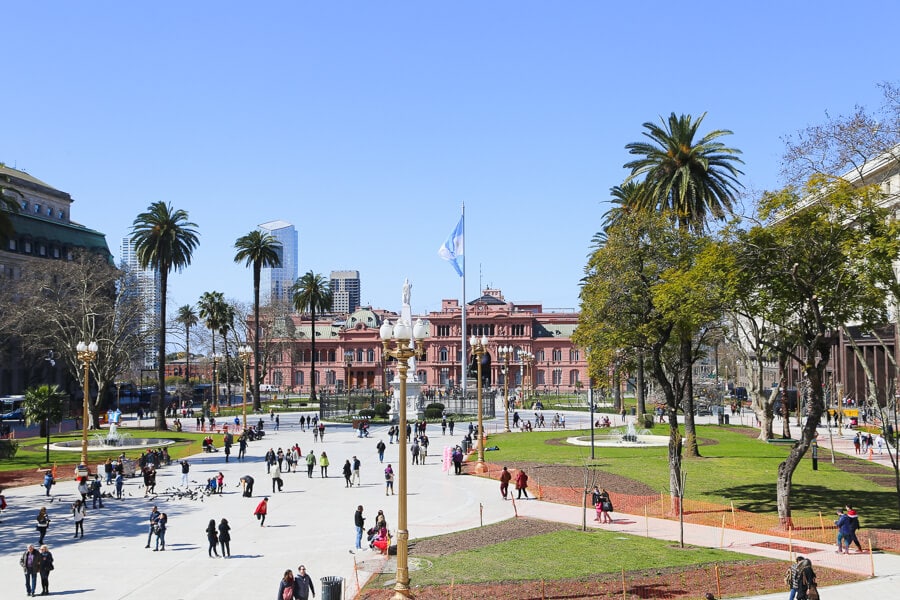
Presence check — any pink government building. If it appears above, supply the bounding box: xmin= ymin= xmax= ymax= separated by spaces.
xmin=258 ymin=288 xmax=588 ymax=397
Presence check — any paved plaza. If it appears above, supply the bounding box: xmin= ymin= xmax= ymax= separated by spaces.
xmin=1 ymin=410 xmax=899 ymax=599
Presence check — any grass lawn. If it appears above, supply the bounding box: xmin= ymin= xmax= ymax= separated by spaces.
xmin=0 ymin=429 xmax=208 ymax=472
xmin=414 ymin=529 xmax=758 ymax=585
xmin=486 ymin=425 xmax=900 ymax=528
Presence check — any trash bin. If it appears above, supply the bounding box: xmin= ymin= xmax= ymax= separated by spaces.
xmin=461 ymin=439 xmax=470 ymax=453
xmin=321 ymin=576 xmax=343 ymax=600
xmin=630 ymin=407 xmax=636 ymax=415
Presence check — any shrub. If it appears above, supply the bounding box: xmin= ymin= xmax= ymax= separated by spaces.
xmin=359 ymin=409 xmax=376 ymax=419
xmin=640 ymin=414 xmax=655 ymax=429
xmin=426 ymin=402 xmax=445 ymax=412
xmin=373 ymin=402 xmax=391 ymax=418
xmin=0 ymin=439 xmax=19 ymax=459
xmin=424 ymin=407 xmax=444 ymax=419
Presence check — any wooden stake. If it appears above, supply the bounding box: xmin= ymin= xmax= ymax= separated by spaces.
xmin=622 ymin=568 xmax=627 ymax=600
xmin=788 ymin=526 xmax=794 ymax=561
xmin=869 ymin=538 xmax=875 ymax=577
xmin=715 ymin=563 xmax=721 ymax=599
xmin=818 ymin=511 xmax=825 ymax=542
xmin=450 ymin=576 xmax=454 ymax=600
xmin=720 ymin=514 xmax=727 ymax=548
xmin=542 ymin=578 xmax=546 ymax=600
xmin=730 ymin=500 xmax=737 ymax=527
xmin=644 ymin=505 xmax=649 ymax=537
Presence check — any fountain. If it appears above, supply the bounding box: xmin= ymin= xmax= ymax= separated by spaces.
xmin=49 ymin=421 xmax=175 ymax=452
xmin=565 ymin=419 xmax=673 ymax=448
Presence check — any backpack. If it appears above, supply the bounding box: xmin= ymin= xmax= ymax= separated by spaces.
xmin=784 ymin=567 xmax=793 ymax=587
xmin=282 ymin=584 xmax=294 ymax=600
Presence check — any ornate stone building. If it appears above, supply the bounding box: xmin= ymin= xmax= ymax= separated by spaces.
xmin=259 ymin=288 xmax=588 ymax=397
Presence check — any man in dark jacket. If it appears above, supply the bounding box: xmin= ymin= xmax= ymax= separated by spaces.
xmin=353 ymin=505 xmax=365 ymax=551
xmin=295 ymin=565 xmax=315 ymax=600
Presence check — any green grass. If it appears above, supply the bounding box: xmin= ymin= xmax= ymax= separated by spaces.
xmin=0 ymin=430 xmax=208 ymax=471
xmin=487 ymin=425 xmax=900 ymax=528
xmin=376 ymin=527 xmax=762 ymax=586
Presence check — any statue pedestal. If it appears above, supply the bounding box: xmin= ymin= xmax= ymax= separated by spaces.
xmin=389 ymin=379 xmax=424 ymax=423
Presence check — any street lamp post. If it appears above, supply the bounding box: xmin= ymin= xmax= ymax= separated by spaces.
xmin=345 ymin=350 xmax=354 ymax=412
xmin=238 ymin=345 xmax=252 ymax=430
xmin=76 ymin=341 xmax=98 ymax=470
xmin=499 ymin=346 xmax=513 ymax=432
xmin=470 ymin=334 xmax=489 ymax=473
xmin=211 ymin=353 xmax=221 ymax=410
xmin=380 ymin=317 xmax=427 ymax=599
xmin=520 ymin=350 xmax=534 ymax=407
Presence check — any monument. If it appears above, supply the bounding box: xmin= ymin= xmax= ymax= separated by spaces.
xmin=389 ymin=279 xmax=425 ymax=421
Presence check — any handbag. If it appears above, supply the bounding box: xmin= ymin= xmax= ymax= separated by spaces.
xmin=602 ymin=501 xmax=613 ymax=512
xmin=806 ymin=583 xmax=819 ymax=600
xmin=282 ymin=583 xmax=294 ymax=600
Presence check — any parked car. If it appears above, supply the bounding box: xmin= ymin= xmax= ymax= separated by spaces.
xmin=0 ymin=408 xmax=25 ymax=422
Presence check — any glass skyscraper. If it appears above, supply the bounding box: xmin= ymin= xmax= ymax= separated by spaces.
xmin=258 ymin=220 xmax=298 ymax=305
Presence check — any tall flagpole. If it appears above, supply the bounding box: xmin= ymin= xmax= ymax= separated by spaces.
xmin=460 ymin=203 xmax=467 ymax=405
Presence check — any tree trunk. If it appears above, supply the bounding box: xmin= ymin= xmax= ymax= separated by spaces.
xmin=682 ymin=338 xmax=700 ymax=457
xmin=779 ymin=352 xmax=790 ymax=439
xmin=636 ymin=349 xmax=646 ymax=416
xmin=156 ymin=270 xmax=168 ymax=431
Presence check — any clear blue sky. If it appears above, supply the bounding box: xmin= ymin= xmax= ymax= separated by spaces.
xmin=3 ymin=1 xmax=897 ymax=316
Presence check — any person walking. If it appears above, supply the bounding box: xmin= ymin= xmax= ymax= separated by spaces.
xmin=351 ymin=456 xmax=361 ymax=486
xmin=37 ymin=544 xmax=54 ymax=596
xmin=448 ymin=418 xmax=455 ymax=435
xmin=153 ymin=512 xmax=167 ymax=551
xmin=42 ymin=471 xmax=53 ymax=497
xmin=294 ymin=565 xmax=315 ymax=600
xmin=353 ymin=505 xmax=365 ymax=551
xmin=180 ymin=460 xmax=190 ymax=487
xmin=515 ymin=469 xmax=529 ymax=499
xmin=318 ymin=422 xmax=325 ymax=441
xmin=255 ymin=497 xmax=269 ymax=526
xmin=499 ymin=467 xmax=512 ymax=499
xmin=306 ymin=451 xmax=316 ymax=478
xmin=104 ymin=458 xmax=113 ymax=485
xmin=845 ymin=505 xmax=865 ymax=552
xmin=35 ymin=507 xmax=50 ymax=545
xmin=277 ymin=570 xmax=299 ymax=600
xmin=597 ymin=488 xmax=613 ymax=524
xmin=238 ymin=433 xmax=248 ymax=461
xmin=271 ymin=462 xmax=283 ymax=493
xmin=89 ymin=475 xmax=104 ymax=509
xmin=71 ymin=499 xmax=86 ymax=538
xmin=410 ymin=440 xmax=420 ymax=465
xmin=145 ymin=506 xmax=160 ymax=548
xmin=376 ymin=439 xmax=386 ymax=463
xmin=788 ymin=555 xmax=816 ymax=600
xmin=319 ymin=451 xmax=329 ymax=477
xmin=206 ymin=519 xmax=220 ymax=557
xmin=384 ymin=464 xmax=395 ymax=495
xmin=218 ymin=518 xmax=231 ymax=558
xmin=343 ymin=459 xmax=352 ymax=488
xmin=20 ymin=543 xmax=40 ymax=597
xmin=452 ymin=446 xmax=463 ymax=475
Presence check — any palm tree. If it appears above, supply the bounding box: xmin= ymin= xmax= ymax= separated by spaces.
xmin=24 ymin=384 xmax=67 ymax=462
xmin=198 ymin=291 xmax=227 ymax=408
xmin=624 ymin=112 xmax=743 ymax=455
xmin=624 ymin=112 xmax=743 ymax=232
xmin=292 ymin=271 xmax=332 ymax=404
xmin=175 ymin=304 xmax=199 ymax=387
xmin=234 ymin=230 xmax=282 ymax=411
xmin=131 ymin=201 xmax=199 ymax=430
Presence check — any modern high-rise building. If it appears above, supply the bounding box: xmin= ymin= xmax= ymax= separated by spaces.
xmin=119 ymin=236 xmax=161 ymax=369
xmin=330 ymin=270 xmax=361 ymax=314
xmin=258 ymin=220 xmax=298 ymax=305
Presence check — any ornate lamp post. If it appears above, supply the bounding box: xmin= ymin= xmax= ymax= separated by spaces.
xmin=380 ymin=317 xmax=427 ymax=599
xmin=520 ymin=350 xmax=534 ymax=406
xmin=499 ymin=345 xmax=513 ymax=432
xmin=238 ymin=345 xmax=252 ymax=430
xmin=470 ymin=334 xmax=489 ymax=473
xmin=76 ymin=341 xmax=98 ymax=470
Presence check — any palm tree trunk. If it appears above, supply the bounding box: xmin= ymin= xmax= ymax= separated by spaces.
xmin=222 ymin=334 xmax=231 ymax=407
xmin=253 ymin=265 xmax=262 ymax=411
xmin=156 ymin=270 xmax=168 ymax=431
xmin=185 ymin=324 xmax=191 ymax=388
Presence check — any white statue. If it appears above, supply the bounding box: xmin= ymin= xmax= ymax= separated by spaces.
xmin=402 ymin=278 xmax=411 ymax=306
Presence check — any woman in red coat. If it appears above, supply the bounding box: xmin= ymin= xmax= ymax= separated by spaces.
xmin=515 ymin=469 xmax=529 ymax=499
xmin=254 ymin=497 xmax=268 ymax=526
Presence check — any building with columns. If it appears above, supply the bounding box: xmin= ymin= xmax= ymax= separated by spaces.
xmin=257 ymin=287 xmax=588 ymax=397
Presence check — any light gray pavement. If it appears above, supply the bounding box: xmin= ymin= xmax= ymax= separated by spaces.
xmin=0 ymin=408 xmax=898 ymax=599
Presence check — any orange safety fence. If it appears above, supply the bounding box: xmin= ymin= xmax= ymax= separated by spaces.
xmin=474 ymin=461 xmax=900 ymax=553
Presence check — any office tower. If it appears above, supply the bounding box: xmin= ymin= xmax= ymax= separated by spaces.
xmin=119 ymin=236 xmax=161 ymax=368
xmin=330 ymin=270 xmax=361 ymax=314
xmin=258 ymin=220 xmax=298 ymax=305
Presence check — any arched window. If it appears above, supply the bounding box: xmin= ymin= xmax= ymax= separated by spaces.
xmin=357 ymin=349 xmax=364 ymax=362
xmin=326 ymin=370 xmax=336 ymax=385
xmin=367 ymin=349 xmax=375 ymax=362
xmin=417 ymin=370 xmax=427 ymax=384
xmin=570 ymin=349 xmax=580 ymax=361
xmin=439 ymin=346 xmax=449 ymax=362
xmin=294 ymin=371 xmax=304 ymax=386
xmin=569 ymin=370 xmax=580 ymax=385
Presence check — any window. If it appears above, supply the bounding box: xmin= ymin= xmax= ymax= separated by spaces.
xmin=439 ymin=346 xmax=449 ymax=362
xmin=570 ymin=349 xmax=580 ymax=361
xmin=38 ymin=244 xmax=46 ymax=256
xmin=7 ymin=239 xmax=16 ymax=251
xmin=357 ymin=349 xmax=363 ymax=362
xmin=366 ymin=349 xmax=374 ymax=362
xmin=569 ymin=370 xmax=580 ymax=385
xmin=52 ymin=247 xmax=60 ymax=258
xmin=273 ymin=372 xmax=283 ymax=386
xmin=21 ymin=200 xmax=28 ymax=210
xmin=440 ymin=367 xmax=451 ymax=386
xmin=511 ymin=324 xmax=525 ymax=336
xmin=536 ymin=370 xmax=545 ymax=385
xmin=417 ymin=370 xmax=427 ymax=384
xmin=34 ymin=204 xmax=40 ymax=213
xmin=552 ymin=369 xmax=562 ymax=385
xmin=327 ymin=350 xmax=336 ymax=362
xmin=273 ymin=352 xmax=283 ymax=363
xmin=537 ymin=349 xmax=545 ymax=362
xmin=552 ymin=349 xmax=562 ymax=361
xmin=326 ymin=370 xmax=336 ymax=385
xmin=437 ymin=325 xmax=451 ymax=337
xmin=46 ymin=207 xmax=53 ymax=216
xmin=58 ymin=209 xmax=65 ymax=219
xmin=294 ymin=371 xmax=304 ymax=386
xmin=24 ymin=241 xmax=32 ymax=253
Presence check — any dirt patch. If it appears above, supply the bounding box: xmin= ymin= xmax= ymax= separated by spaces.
xmin=411 ymin=517 xmax=569 ymax=556
xmin=490 ymin=463 xmax=657 ymax=497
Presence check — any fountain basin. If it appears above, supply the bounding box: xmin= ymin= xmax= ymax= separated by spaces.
xmin=49 ymin=438 xmax=176 ymax=451
xmin=566 ymin=434 xmax=672 ymax=448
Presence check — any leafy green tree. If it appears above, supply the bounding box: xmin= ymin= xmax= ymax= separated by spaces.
xmin=292 ymin=271 xmax=332 ymax=403
xmin=734 ymin=176 xmax=900 ymax=526
xmin=234 ymin=230 xmax=282 ymax=411
xmin=131 ymin=201 xmax=199 ymax=430
xmin=175 ymin=304 xmax=199 ymax=385
xmin=217 ymin=301 xmax=236 ymax=404
xmin=623 ymin=112 xmax=744 ymax=456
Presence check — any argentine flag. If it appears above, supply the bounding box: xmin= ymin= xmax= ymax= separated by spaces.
xmin=437 ymin=215 xmax=464 ymax=277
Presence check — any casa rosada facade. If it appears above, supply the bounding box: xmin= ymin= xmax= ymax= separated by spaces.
xmin=255 ymin=288 xmax=588 ymax=396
